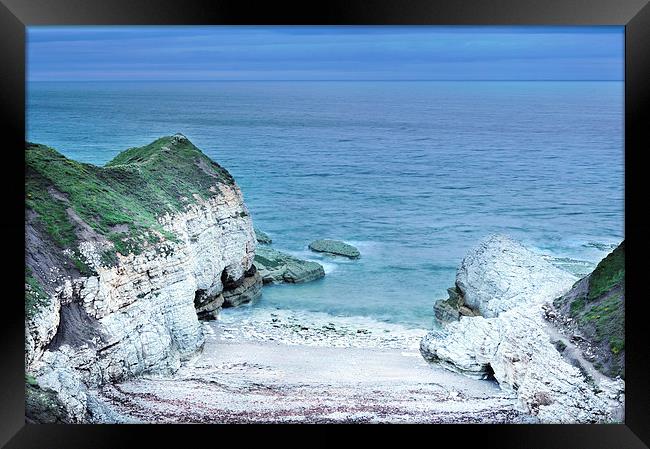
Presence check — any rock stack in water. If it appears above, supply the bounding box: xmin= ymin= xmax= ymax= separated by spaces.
xmin=308 ymin=239 xmax=360 ymax=259
xmin=25 ymin=134 xmax=261 ymax=422
xmin=420 ymin=235 xmax=625 ymax=423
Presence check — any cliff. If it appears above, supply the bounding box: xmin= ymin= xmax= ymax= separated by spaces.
xmin=420 ymin=235 xmax=625 ymax=423
xmin=25 ymin=134 xmax=259 ymax=422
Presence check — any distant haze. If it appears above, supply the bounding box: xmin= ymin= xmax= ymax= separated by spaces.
xmin=27 ymin=26 xmax=624 ymax=82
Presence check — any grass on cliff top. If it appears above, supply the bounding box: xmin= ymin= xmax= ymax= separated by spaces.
xmin=588 ymin=241 xmax=625 ymax=300
xmin=26 ymin=134 xmax=236 ymax=264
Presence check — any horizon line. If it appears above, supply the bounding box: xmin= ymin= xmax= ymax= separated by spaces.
xmin=27 ymin=79 xmax=624 ymax=83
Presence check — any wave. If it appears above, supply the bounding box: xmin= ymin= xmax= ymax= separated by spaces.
xmin=318 ymin=260 xmax=338 ymax=274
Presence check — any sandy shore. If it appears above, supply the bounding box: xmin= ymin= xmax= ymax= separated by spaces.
xmin=95 ymin=309 xmax=536 ymax=423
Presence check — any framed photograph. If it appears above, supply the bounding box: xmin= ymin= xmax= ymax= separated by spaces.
xmin=1 ymin=0 xmax=648 ymax=447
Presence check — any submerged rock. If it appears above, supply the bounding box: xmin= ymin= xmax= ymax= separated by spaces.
xmin=583 ymin=242 xmax=618 ymax=252
xmin=420 ymin=234 xmax=624 ymax=423
xmin=254 ymin=247 xmax=325 ymax=284
xmin=254 ymin=228 xmax=272 ymax=245
xmin=308 ymin=239 xmax=360 ymax=258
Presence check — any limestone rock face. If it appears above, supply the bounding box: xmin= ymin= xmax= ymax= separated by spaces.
xmin=308 ymin=239 xmax=360 ymax=259
xmin=420 ymin=235 xmax=624 ymax=423
xmin=25 ymin=291 xmax=61 ymax=369
xmin=456 ymin=235 xmax=576 ymax=318
xmin=254 ymin=246 xmax=325 ymax=284
xmin=25 ymin=137 xmax=257 ymax=422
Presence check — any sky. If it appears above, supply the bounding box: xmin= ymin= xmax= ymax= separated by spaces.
xmin=27 ymin=26 xmax=624 ymax=82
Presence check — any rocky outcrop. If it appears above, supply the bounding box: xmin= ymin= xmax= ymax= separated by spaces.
xmin=433 ymin=286 xmax=479 ymax=324
xmin=254 ymin=246 xmax=325 ymax=284
xmin=308 ymin=239 xmax=360 ymax=259
xmin=420 ymin=235 xmax=624 ymax=423
xmin=431 ymin=235 xmax=575 ymax=325
xmin=455 ymin=235 xmax=576 ymax=318
xmin=25 ymin=134 xmax=257 ymax=422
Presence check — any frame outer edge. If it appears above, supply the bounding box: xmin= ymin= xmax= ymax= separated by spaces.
xmin=1 ymin=0 xmax=649 ymax=25
xmin=624 ymin=1 xmax=650 ymax=446
xmin=0 ymin=0 xmax=26 ymax=447
xmin=1 ymin=0 xmax=649 ymax=447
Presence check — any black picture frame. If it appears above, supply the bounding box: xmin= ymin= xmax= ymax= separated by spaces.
xmin=1 ymin=0 xmax=648 ymax=447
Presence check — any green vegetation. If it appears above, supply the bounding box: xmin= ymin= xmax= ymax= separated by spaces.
xmin=584 ymin=242 xmax=625 ymax=370
xmin=25 ymin=267 xmax=48 ymax=319
xmin=555 ymin=242 xmax=625 ymax=379
xmin=25 ymin=373 xmax=38 ymax=387
xmin=26 ymin=135 xmax=234 ymax=266
xmin=609 ymin=336 xmax=624 ymax=355
xmin=569 ymin=296 xmax=586 ymax=317
xmin=25 ymin=168 xmax=77 ymax=248
xmin=588 ymin=242 xmax=624 ymax=300
xmin=580 ymin=293 xmax=625 ymax=355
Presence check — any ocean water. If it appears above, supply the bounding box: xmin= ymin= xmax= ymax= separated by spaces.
xmin=27 ymin=81 xmax=624 ymax=328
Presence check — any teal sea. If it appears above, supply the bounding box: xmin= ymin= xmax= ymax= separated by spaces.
xmin=27 ymin=81 xmax=624 ymax=328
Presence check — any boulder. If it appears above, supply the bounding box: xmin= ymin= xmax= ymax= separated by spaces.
xmin=25 ymin=379 xmax=69 ymax=424
xmin=456 ymin=234 xmax=576 ymax=318
xmin=308 ymin=239 xmax=360 ymax=258
xmin=254 ymin=247 xmax=325 ymax=284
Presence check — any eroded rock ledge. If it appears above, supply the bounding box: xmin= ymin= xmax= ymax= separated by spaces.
xmin=420 ymin=235 xmax=624 ymax=423
xmin=25 ymin=134 xmax=260 ymax=422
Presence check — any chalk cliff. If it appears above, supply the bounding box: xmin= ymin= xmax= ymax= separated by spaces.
xmin=25 ymin=134 xmax=259 ymax=422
